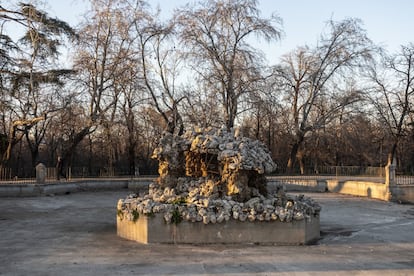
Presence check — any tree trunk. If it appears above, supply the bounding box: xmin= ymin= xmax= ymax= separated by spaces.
xmin=61 ymin=126 xmax=92 ymax=167
xmin=287 ymin=142 xmax=299 ymax=173
xmin=127 ymin=139 xmax=137 ymax=176
xmin=287 ymin=134 xmax=305 ymax=174
xmin=388 ymin=142 xmax=398 ymax=166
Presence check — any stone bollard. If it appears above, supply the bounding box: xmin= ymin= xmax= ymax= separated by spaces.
xmin=385 ymin=156 xmax=396 ymax=187
xmin=36 ymin=163 xmax=47 ymax=184
xmin=385 ymin=156 xmax=397 ymax=201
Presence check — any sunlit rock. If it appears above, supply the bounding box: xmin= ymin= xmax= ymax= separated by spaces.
xmin=117 ymin=127 xmax=321 ymax=226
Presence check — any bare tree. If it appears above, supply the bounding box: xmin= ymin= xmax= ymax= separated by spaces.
xmin=0 ymin=2 xmax=76 ymax=166
xmin=272 ymin=18 xmax=373 ymax=173
xmin=175 ymin=0 xmax=282 ymax=130
xmin=66 ymin=0 xmax=136 ymax=166
xmin=133 ymin=5 xmax=185 ymax=135
xmin=181 ymin=83 xmax=223 ymax=129
xmin=367 ymin=43 xmax=414 ymax=165
xmin=117 ymin=45 xmax=145 ymax=175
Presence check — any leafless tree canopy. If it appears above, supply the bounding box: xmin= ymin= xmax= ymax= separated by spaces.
xmin=367 ymin=43 xmax=414 ymax=163
xmin=1 ymin=0 xmax=414 ymax=176
xmin=271 ymin=18 xmax=374 ymax=172
xmin=175 ymin=0 xmax=282 ymax=129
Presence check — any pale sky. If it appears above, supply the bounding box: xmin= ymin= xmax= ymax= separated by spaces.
xmin=14 ymin=0 xmax=414 ymax=64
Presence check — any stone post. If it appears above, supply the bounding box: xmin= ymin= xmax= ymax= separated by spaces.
xmin=385 ymin=156 xmax=396 ymax=200
xmin=385 ymin=157 xmax=396 ymax=186
xmin=36 ymin=163 xmax=47 ymax=184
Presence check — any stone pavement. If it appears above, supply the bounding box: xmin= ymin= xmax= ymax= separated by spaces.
xmin=0 ymin=190 xmax=414 ymax=275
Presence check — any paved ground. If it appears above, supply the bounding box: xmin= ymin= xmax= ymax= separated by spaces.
xmin=1 ymin=190 xmax=414 ymax=275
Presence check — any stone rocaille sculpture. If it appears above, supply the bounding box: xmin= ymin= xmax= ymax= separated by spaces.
xmin=117 ymin=127 xmax=320 ymax=225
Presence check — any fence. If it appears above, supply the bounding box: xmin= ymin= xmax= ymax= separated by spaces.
xmin=316 ymin=166 xmax=385 ymax=177
xmin=0 ymin=165 xmax=382 ymax=182
xmin=0 ymin=167 xmax=12 ymax=180
xmin=0 ymin=165 xmax=156 ymax=184
xmin=3 ymin=164 xmax=414 ymax=186
xmin=395 ymin=175 xmax=414 ymax=185
xmin=273 ymin=165 xmax=386 ymax=178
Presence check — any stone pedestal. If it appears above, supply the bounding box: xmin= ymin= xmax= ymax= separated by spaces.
xmin=117 ymin=213 xmax=320 ymax=245
xmin=120 ymin=128 xmax=321 ymax=246
xmin=36 ymin=163 xmax=47 ymax=184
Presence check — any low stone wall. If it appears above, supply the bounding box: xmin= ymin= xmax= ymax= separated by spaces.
xmin=2 ymin=177 xmax=413 ymax=204
xmin=269 ymin=178 xmax=392 ymax=201
xmin=117 ymin=213 xmax=320 ymax=245
xmin=268 ymin=179 xmax=327 ymax=193
xmin=390 ymin=185 xmax=414 ymax=204
xmin=0 ymin=184 xmax=43 ymax=197
xmin=0 ymin=178 xmax=153 ymax=197
xmin=326 ymin=180 xmax=390 ymax=201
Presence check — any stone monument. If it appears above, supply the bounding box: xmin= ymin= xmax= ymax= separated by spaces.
xmin=36 ymin=163 xmax=47 ymax=184
xmin=117 ymin=127 xmax=321 ymax=244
